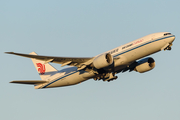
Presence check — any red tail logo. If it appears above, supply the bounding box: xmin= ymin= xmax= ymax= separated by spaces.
xmin=36 ymin=63 xmax=46 ymax=75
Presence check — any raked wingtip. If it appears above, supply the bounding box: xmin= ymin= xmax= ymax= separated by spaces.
xmin=5 ymin=52 xmax=14 ymax=54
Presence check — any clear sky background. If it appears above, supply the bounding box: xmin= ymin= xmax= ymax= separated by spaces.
xmin=1 ymin=0 xmax=180 ymax=120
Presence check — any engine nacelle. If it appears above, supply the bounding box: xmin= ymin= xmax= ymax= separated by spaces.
xmin=134 ymin=57 xmax=155 ymax=73
xmin=93 ymin=53 xmax=113 ymax=69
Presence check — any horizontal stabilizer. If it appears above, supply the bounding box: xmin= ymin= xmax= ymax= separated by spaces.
xmin=10 ymin=80 xmax=48 ymax=85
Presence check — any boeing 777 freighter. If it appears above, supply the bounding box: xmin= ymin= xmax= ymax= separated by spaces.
xmin=6 ymin=32 xmax=175 ymax=89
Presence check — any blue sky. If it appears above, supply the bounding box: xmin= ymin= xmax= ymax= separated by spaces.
xmin=1 ymin=0 xmax=180 ymax=120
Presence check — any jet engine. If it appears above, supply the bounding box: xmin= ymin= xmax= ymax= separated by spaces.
xmin=134 ymin=57 xmax=155 ymax=73
xmin=93 ymin=53 xmax=113 ymax=69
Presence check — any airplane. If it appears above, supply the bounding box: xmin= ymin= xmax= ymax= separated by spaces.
xmin=5 ymin=32 xmax=175 ymax=89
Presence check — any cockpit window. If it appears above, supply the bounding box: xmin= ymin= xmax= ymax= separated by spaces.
xmin=164 ymin=33 xmax=171 ymax=36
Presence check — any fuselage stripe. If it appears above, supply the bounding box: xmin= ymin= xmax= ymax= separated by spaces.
xmin=113 ymin=35 xmax=174 ymax=57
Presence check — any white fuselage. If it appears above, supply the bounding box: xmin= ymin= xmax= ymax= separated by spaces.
xmin=35 ymin=32 xmax=175 ymax=89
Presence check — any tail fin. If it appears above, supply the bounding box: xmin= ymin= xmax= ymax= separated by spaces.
xmin=30 ymin=52 xmax=58 ymax=80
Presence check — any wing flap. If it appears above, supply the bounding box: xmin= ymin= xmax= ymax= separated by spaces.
xmin=10 ymin=80 xmax=48 ymax=85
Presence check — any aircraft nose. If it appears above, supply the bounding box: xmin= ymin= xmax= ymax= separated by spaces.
xmin=171 ymin=35 xmax=175 ymax=43
xmin=165 ymin=35 xmax=175 ymax=44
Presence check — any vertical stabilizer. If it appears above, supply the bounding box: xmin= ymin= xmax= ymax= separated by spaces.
xmin=29 ymin=52 xmax=57 ymax=80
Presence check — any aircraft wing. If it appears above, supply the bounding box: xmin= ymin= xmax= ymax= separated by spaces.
xmin=5 ymin=52 xmax=93 ymax=67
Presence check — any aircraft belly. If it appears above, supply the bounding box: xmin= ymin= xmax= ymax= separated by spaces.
xmin=67 ymin=72 xmax=88 ymax=85
xmin=37 ymin=70 xmax=93 ymax=89
xmin=46 ymin=79 xmax=69 ymax=88
xmin=46 ymin=73 xmax=82 ymax=88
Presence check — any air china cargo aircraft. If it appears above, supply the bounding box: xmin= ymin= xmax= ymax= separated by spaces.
xmin=6 ymin=32 xmax=175 ymax=89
